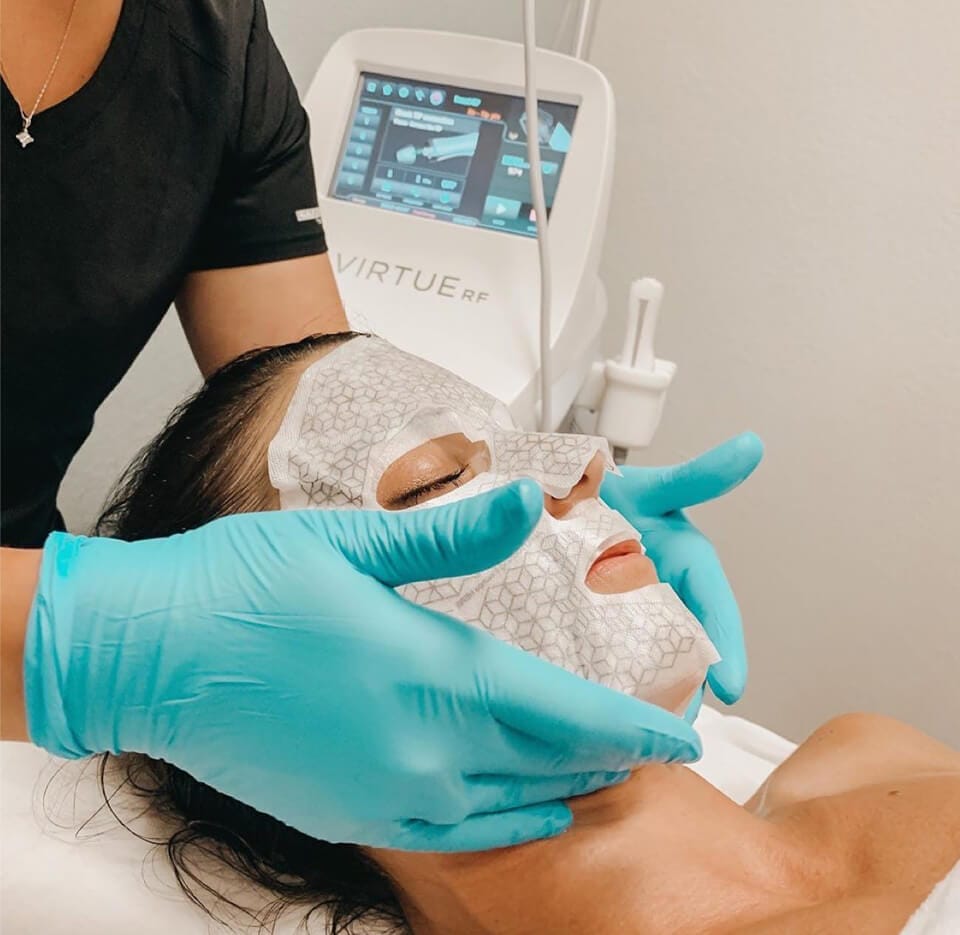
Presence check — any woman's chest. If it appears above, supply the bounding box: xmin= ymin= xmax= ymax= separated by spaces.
xmin=831 ymin=777 xmax=960 ymax=890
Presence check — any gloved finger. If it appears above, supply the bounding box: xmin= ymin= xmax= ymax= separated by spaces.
xmin=393 ymin=802 xmax=572 ymax=852
xmin=602 ymin=432 xmax=764 ymax=517
xmin=316 ymin=479 xmax=543 ymax=586
xmin=460 ymin=717 xmax=649 ymax=777
xmin=462 ymin=770 xmax=630 ymax=816
xmin=673 ymin=555 xmax=748 ymax=705
xmin=683 ymin=684 xmax=706 ymax=724
xmin=486 ymin=641 xmax=701 ymax=767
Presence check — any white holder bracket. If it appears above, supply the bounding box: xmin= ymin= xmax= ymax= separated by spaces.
xmin=575 ymin=277 xmax=677 ymax=459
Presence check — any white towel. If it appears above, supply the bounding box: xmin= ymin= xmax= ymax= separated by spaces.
xmin=0 ymin=710 xmax=796 ymax=934
xmin=689 ymin=705 xmax=797 ymax=803
xmin=901 ymin=860 xmax=960 ymax=934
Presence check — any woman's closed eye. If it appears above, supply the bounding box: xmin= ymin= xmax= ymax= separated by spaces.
xmin=395 ymin=467 xmax=469 ymax=507
xmin=377 ymin=433 xmax=492 ymax=510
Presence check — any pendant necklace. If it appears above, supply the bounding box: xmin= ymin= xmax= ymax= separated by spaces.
xmin=1 ymin=0 xmax=81 ymax=148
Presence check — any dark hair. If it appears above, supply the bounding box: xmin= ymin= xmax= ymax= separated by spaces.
xmin=94 ymin=332 xmax=407 ymax=933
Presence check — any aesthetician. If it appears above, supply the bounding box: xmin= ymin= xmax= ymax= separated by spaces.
xmin=0 ymin=0 xmax=762 ymax=851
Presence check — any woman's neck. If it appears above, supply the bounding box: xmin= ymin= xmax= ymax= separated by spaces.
xmin=374 ymin=765 xmax=838 ymax=935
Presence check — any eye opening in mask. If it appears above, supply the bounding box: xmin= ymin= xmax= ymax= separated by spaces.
xmin=376 ymin=432 xmax=492 ymax=510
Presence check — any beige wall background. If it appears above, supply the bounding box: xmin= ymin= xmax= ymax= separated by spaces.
xmin=60 ymin=1 xmax=960 ymax=745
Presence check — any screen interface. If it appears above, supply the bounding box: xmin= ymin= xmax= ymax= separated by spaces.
xmin=330 ymin=72 xmax=578 ymax=237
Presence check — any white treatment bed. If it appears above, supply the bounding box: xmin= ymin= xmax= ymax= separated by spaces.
xmin=0 ymin=707 xmax=795 ymax=934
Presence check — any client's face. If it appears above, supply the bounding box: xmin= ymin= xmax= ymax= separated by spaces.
xmin=268 ymin=335 xmax=718 ymax=710
xmin=377 ymin=434 xmax=657 ymax=594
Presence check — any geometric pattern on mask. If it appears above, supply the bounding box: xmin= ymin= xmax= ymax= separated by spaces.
xmin=270 ymin=335 xmax=719 ymax=707
xmin=489 ymin=429 xmax=614 ymax=498
xmin=399 ymin=498 xmax=720 ymax=705
xmin=402 ymin=572 xmax=709 ymax=698
xmin=270 ymin=334 xmax=613 ymax=509
xmin=276 ymin=336 xmax=513 ymax=508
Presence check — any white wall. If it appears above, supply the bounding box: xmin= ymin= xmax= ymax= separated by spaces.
xmin=591 ymin=0 xmax=960 ymax=745
xmin=60 ymin=1 xmax=960 ymax=745
xmin=264 ymin=0 xmax=570 ymax=91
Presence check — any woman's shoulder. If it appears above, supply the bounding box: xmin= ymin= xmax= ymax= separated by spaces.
xmin=740 ymin=714 xmax=960 ymax=935
xmin=749 ymin=712 xmax=960 ymax=810
xmin=161 ymin=0 xmax=259 ymax=73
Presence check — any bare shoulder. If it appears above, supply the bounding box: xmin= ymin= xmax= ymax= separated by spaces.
xmin=741 ymin=713 xmax=960 ymax=934
xmin=747 ymin=712 xmax=960 ymax=810
xmin=804 ymin=712 xmax=957 ymax=755
xmin=796 ymin=712 xmax=960 ymax=785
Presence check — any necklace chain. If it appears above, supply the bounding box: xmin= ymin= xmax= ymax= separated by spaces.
xmin=1 ymin=0 xmax=81 ymax=147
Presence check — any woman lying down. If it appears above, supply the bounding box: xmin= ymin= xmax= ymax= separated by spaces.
xmin=95 ymin=332 xmax=959 ymax=934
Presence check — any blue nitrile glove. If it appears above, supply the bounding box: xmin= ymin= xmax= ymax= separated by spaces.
xmin=24 ymin=480 xmax=700 ymax=852
xmin=601 ymin=433 xmax=764 ymax=712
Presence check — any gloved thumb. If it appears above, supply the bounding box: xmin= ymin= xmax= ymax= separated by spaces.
xmin=314 ymin=479 xmax=544 ymax=586
xmin=616 ymin=432 xmax=764 ymax=516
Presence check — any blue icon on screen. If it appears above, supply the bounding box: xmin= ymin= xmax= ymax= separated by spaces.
xmin=550 ymin=122 xmax=572 ymax=153
xmin=366 ymin=80 xmax=378 ymax=94
xmin=382 ymin=83 xmax=394 ymax=96
xmin=414 ymin=87 xmax=428 ymax=103
xmin=429 ymin=89 xmax=445 ymax=106
xmin=398 ymin=86 xmax=411 ymax=99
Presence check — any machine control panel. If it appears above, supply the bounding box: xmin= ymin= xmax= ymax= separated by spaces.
xmin=330 ymin=72 xmax=578 ymax=237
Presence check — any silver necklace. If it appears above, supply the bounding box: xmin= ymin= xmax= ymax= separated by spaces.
xmin=1 ymin=0 xmax=81 ymax=147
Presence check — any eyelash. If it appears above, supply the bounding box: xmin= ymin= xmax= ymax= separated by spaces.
xmin=402 ymin=467 xmax=468 ymax=506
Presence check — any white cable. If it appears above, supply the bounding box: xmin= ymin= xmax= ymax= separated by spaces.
xmin=522 ymin=0 xmax=553 ymax=432
xmin=572 ymin=0 xmax=595 ymax=59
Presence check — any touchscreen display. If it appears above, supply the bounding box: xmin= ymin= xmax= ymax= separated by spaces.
xmin=330 ymin=72 xmax=578 ymax=237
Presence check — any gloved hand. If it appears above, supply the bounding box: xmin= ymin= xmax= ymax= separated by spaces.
xmin=24 ymin=480 xmax=700 ymax=852
xmin=600 ymin=433 xmax=764 ymax=712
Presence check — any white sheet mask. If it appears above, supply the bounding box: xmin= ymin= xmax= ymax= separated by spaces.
xmin=268 ymin=335 xmax=719 ymax=713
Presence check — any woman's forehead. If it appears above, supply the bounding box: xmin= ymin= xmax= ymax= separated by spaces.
xmin=269 ymin=335 xmax=516 ymax=510
xmin=297 ymin=335 xmax=508 ymax=439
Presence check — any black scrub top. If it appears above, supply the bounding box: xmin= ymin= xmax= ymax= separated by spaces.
xmin=1 ymin=0 xmax=327 ymax=547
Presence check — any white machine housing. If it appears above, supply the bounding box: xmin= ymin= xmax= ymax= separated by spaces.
xmin=304 ymin=28 xmax=615 ymax=430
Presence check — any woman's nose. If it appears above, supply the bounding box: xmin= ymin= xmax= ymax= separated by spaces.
xmin=544 ymin=451 xmax=606 ymax=519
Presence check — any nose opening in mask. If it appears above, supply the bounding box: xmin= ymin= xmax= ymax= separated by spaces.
xmin=544 ymin=450 xmax=608 ymax=519
xmin=489 ymin=429 xmax=615 ymax=500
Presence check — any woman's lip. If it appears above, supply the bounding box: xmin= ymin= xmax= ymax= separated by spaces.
xmin=589 ymin=539 xmax=643 ymax=574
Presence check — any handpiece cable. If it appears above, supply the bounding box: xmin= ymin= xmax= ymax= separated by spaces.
xmin=522 ymin=0 xmax=553 ymax=432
